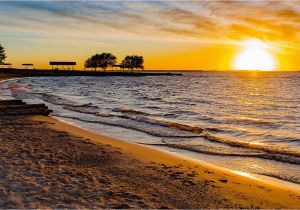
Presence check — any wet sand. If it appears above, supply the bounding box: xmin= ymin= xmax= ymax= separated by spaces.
xmin=0 ymin=115 xmax=299 ymax=208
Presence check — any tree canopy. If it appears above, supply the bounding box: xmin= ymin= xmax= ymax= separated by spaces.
xmin=0 ymin=44 xmax=6 ymax=64
xmin=121 ymin=55 xmax=144 ymax=71
xmin=85 ymin=53 xmax=116 ymax=71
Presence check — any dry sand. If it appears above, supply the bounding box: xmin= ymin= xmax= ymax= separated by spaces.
xmin=0 ymin=115 xmax=299 ymax=208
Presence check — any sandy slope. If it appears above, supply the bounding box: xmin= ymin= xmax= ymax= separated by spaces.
xmin=0 ymin=115 xmax=299 ymax=208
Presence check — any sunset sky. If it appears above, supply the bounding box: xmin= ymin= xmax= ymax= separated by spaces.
xmin=1 ymin=1 xmax=300 ymax=71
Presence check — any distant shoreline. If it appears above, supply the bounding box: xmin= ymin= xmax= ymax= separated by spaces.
xmin=1 ymin=68 xmax=299 ymax=75
xmin=0 ymin=69 xmax=182 ymax=77
xmin=146 ymin=70 xmax=300 ymax=73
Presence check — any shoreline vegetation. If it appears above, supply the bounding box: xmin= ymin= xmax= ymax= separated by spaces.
xmin=0 ymin=44 xmax=174 ymax=76
xmin=0 ymin=43 xmax=178 ymax=76
xmin=0 ymin=76 xmax=300 ymax=208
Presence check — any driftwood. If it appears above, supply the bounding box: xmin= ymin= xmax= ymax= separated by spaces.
xmin=0 ymin=100 xmax=52 ymax=116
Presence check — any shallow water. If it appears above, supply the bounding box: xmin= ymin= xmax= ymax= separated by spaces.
xmin=1 ymin=71 xmax=299 ymax=184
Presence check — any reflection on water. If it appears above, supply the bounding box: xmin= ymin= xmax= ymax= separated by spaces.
xmin=1 ymin=71 xmax=299 ymax=184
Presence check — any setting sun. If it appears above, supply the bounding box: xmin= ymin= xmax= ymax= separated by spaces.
xmin=233 ymin=39 xmax=276 ymax=71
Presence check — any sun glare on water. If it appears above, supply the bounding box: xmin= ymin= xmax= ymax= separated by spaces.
xmin=233 ymin=39 xmax=276 ymax=71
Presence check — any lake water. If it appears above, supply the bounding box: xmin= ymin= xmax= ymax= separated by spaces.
xmin=1 ymin=71 xmax=299 ymax=184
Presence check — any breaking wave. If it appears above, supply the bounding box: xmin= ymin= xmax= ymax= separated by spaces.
xmin=54 ymin=107 xmax=300 ymax=165
xmin=112 ymin=108 xmax=150 ymax=116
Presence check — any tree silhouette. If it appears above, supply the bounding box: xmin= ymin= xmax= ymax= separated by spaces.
xmin=85 ymin=53 xmax=116 ymax=71
xmin=99 ymin=53 xmax=117 ymax=71
xmin=121 ymin=55 xmax=144 ymax=72
xmin=0 ymin=44 xmax=6 ymax=64
xmin=84 ymin=57 xmax=97 ymax=71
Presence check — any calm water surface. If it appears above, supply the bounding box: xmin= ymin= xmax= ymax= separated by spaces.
xmin=1 ymin=71 xmax=299 ymax=184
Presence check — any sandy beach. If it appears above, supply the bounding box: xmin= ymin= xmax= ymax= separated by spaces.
xmin=0 ymin=113 xmax=298 ymax=208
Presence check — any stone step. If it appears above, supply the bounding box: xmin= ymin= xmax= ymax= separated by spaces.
xmin=0 ymin=100 xmax=26 ymax=105
xmin=0 ymin=109 xmax=53 ymax=116
xmin=0 ymin=100 xmax=52 ymax=116
xmin=0 ymin=104 xmax=47 ymax=110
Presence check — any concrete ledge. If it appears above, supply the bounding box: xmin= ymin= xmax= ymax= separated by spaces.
xmin=0 ymin=99 xmax=52 ymax=116
xmin=0 ymin=100 xmax=26 ymax=105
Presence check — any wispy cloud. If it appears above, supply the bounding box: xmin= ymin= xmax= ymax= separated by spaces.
xmin=1 ymin=1 xmax=300 ymax=46
xmin=1 ymin=1 xmax=300 ymax=70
